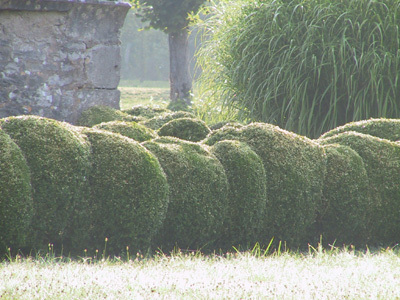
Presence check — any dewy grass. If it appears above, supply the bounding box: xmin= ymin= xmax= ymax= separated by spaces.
xmin=2 ymin=245 xmax=400 ymax=299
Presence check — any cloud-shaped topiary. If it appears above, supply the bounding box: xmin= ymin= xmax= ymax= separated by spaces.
xmin=77 ymin=105 xmax=136 ymax=127
xmin=123 ymin=105 xmax=169 ymax=119
xmin=93 ymin=121 xmax=158 ymax=142
xmin=210 ymin=140 xmax=267 ymax=249
xmin=141 ymin=111 xmax=196 ymax=130
xmin=319 ymin=118 xmax=400 ymax=142
xmin=319 ymin=131 xmax=400 ymax=246
xmin=209 ymin=121 xmax=244 ymax=131
xmin=0 ymin=129 xmax=33 ymax=256
xmin=203 ymin=123 xmax=243 ymax=146
xmin=205 ymin=123 xmax=326 ymax=247
xmin=317 ymin=144 xmax=370 ymax=246
xmin=0 ymin=116 xmax=91 ymax=251
xmin=241 ymin=124 xmax=326 ymax=247
xmin=81 ymin=128 xmax=169 ymax=254
xmin=3 ymin=112 xmax=400 ymax=254
xmin=158 ymin=117 xmax=211 ymax=142
xmin=143 ymin=137 xmax=229 ymax=251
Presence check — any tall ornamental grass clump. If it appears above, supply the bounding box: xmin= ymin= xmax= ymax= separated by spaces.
xmin=318 ymin=132 xmax=400 ymax=245
xmin=197 ymin=0 xmax=400 ymax=138
xmin=0 ymin=116 xmax=92 ymax=251
xmin=0 ymin=129 xmax=33 ymax=256
xmin=81 ymin=129 xmax=169 ymax=254
xmin=143 ymin=137 xmax=229 ymax=251
xmin=205 ymin=123 xmax=326 ymax=247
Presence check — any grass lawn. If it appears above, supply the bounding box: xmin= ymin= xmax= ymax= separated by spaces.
xmin=118 ymin=80 xmax=170 ymax=110
xmin=119 ymin=86 xmax=170 ymax=110
xmin=1 ymin=247 xmax=400 ymax=299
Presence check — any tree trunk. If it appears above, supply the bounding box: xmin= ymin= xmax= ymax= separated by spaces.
xmin=168 ymin=29 xmax=192 ymax=105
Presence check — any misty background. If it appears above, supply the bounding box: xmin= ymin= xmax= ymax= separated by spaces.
xmin=120 ymin=10 xmax=199 ymax=84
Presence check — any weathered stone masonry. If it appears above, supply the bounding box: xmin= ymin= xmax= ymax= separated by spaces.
xmin=0 ymin=0 xmax=130 ymax=124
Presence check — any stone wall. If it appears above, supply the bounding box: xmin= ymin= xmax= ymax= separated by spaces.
xmin=0 ymin=0 xmax=130 ymax=124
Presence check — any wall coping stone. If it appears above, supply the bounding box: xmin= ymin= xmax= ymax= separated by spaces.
xmin=0 ymin=0 xmax=131 ymax=12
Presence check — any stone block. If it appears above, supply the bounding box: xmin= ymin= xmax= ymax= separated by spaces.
xmin=86 ymin=45 xmax=121 ymax=89
xmin=0 ymin=0 xmax=130 ymax=124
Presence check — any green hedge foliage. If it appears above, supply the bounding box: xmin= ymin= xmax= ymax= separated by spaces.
xmin=205 ymin=123 xmax=326 ymax=247
xmin=3 ymin=110 xmax=400 ymax=254
xmin=319 ymin=132 xmax=400 ymax=246
xmin=143 ymin=137 xmax=229 ymax=251
xmin=209 ymin=121 xmax=244 ymax=131
xmin=158 ymin=118 xmax=211 ymax=142
xmin=0 ymin=129 xmax=33 ymax=255
xmin=210 ymin=140 xmax=267 ymax=248
xmin=123 ymin=105 xmax=169 ymax=119
xmin=0 ymin=116 xmax=91 ymax=251
xmin=81 ymin=128 xmax=169 ymax=254
xmin=318 ymin=144 xmax=370 ymax=246
xmin=320 ymin=118 xmax=400 ymax=142
xmin=141 ymin=111 xmax=196 ymax=130
xmin=93 ymin=121 xmax=158 ymax=142
xmin=77 ymin=105 xmax=136 ymax=127
xmin=204 ymin=124 xmax=243 ymax=146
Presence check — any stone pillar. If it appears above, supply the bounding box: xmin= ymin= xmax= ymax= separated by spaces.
xmin=0 ymin=0 xmax=131 ymax=124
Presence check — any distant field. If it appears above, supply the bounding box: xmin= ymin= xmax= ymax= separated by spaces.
xmin=119 ymin=86 xmax=169 ymax=110
xmin=119 ymin=80 xmax=169 ymax=88
xmin=118 ymin=80 xmax=169 ymax=110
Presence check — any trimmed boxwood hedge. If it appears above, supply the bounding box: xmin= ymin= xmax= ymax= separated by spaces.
xmin=141 ymin=111 xmax=197 ymax=130
xmin=123 ymin=105 xmax=169 ymax=119
xmin=77 ymin=105 xmax=136 ymax=127
xmin=143 ymin=137 xmax=229 ymax=251
xmin=210 ymin=140 xmax=267 ymax=248
xmin=241 ymin=124 xmax=326 ymax=247
xmin=81 ymin=128 xmax=169 ymax=254
xmin=93 ymin=121 xmax=158 ymax=142
xmin=3 ymin=112 xmax=400 ymax=253
xmin=318 ymin=144 xmax=370 ymax=246
xmin=0 ymin=116 xmax=91 ymax=251
xmin=204 ymin=124 xmax=243 ymax=147
xmin=209 ymin=121 xmax=244 ymax=131
xmin=205 ymin=123 xmax=326 ymax=247
xmin=318 ymin=131 xmax=400 ymax=246
xmin=0 ymin=129 xmax=33 ymax=256
xmin=158 ymin=118 xmax=211 ymax=142
xmin=320 ymin=118 xmax=400 ymax=141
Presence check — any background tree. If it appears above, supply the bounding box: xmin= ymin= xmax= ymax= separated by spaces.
xmin=132 ymin=0 xmax=208 ymax=107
